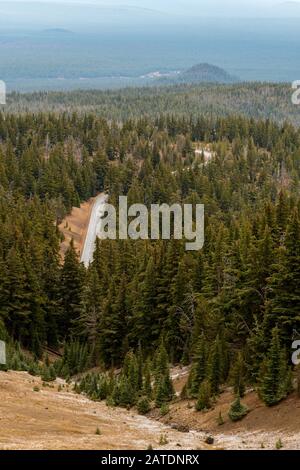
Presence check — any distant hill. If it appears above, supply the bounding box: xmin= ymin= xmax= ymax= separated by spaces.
xmin=156 ymin=63 xmax=238 ymax=85
xmin=42 ymin=28 xmax=74 ymax=35
xmin=173 ymin=63 xmax=238 ymax=84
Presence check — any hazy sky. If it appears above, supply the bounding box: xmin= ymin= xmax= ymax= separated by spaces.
xmin=2 ymin=0 xmax=300 ymax=16
xmin=1 ymin=0 xmax=300 ymax=85
xmin=1 ymin=0 xmax=300 ymax=32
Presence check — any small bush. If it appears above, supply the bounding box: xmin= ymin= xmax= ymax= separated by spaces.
xmin=41 ymin=365 xmax=56 ymax=382
xmin=106 ymin=395 xmax=115 ymax=408
xmin=217 ymin=411 xmax=224 ymax=426
xmin=33 ymin=386 xmax=40 ymax=392
xmin=276 ymin=438 xmax=283 ymax=450
xmin=95 ymin=427 xmax=101 ymax=435
xmin=137 ymin=396 xmax=151 ymax=415
xmin=159 ymin=434 xmax=168 ymax=446
xmin=28 ymin=362 xmax=40 ymax=376
xmin=228 ymin=395 xmax=249 ymax=422
xmin=160 ymin=403 xmax=169 ymax=416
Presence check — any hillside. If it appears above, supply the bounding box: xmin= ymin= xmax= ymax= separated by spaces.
xmin=5 ymin=82 xmax=300 ymax=126
xmin=166 ymin=63 xmax=238 ymax=84
xmin=0 ymin=102 xmax=300 ymax=452
xmin=164 ymin=368 xmax=300 ymax=450
xmin=58 ymin=196 xmax=95 ymax=261
xmin=1 ymin=369 xmax=300 ymax=450
xmin=0 ymin=370 xmax=212 ymax=450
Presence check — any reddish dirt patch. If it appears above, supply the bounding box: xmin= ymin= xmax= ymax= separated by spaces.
xmin=58 ymin=197 xmax=95 ymax=261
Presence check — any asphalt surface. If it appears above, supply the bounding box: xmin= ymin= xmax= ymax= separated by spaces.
xmin=80 ymin=193 xmax=107 ymax=267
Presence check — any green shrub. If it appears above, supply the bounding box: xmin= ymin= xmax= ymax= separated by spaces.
xmin=228 ymin=395 xmax=249 ymax=422
xmin=137 ymin=396 xmax=151 ymax=415
xmin=276 ymin=438 xmax=283 ymax=450
xmin=106 ymin=395 xmax=115 ymax=408
xmin=159 ymin=434 xmax=168 ymax=446
xmin=195 ymin=380 xmax=212 ymax=411
xmin=41 ymin=365 xmax=56 ymax=382
xmin=217 ymin=411 xmax=224 ymax=425
xmin=160 ymin=403 xmax=169 ymax=416
xmin=28 ymin=362 xmax=40 ymax=376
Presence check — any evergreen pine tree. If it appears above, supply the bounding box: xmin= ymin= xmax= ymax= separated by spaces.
xmin=265 ymin=209 xmax=300 ymax=344
xmin=228 ymin=395 xmax=249 ymax=422
xmin=195 ymin=380 xmax=212 ymax=411
xmin=60 ymin=240 xmax=84 ymax=334
xmin=188 ymin=333 xmax=207 ymax=397
xmin=231 ymin=352 xmax=246 ymax=397
xmin=208 ymin=335 xmax=223 ymax=395
xmin=154 ymin=342 xmax=174 ymax=406
xmin=143 ymin=359 xmax=153 ymax=398
xmin=259 ymin=327 xmax=291 ymax=406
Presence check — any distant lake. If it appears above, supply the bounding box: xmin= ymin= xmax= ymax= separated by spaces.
xmin=1 ymin=18 xmax=300 ymax=91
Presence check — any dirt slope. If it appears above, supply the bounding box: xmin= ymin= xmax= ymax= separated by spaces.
xmin=58 ymin=197 xmax=95 ymax=261
xmin=0 ymin=371 xmax=213 ymax=450
xmin=161 ymin=367 xmax=300 ymax=450
xmin=1 ymin=370 xmax=299 ymax=450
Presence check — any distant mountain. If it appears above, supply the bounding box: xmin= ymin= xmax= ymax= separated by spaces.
xmin=43 ymin=28 xmax=73 ymax=33
xmin=158 ymin=63 xmax=238 ymax=85
xmin=181 ymin=63 xmax=237 ymax=83
xmin=42 ymin=28 xmax=74 ymax=35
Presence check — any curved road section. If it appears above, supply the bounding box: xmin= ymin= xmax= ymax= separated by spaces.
xmin=80 ymin=193 xmax=108 ymax=267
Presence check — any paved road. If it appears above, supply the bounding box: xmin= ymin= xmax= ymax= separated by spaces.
xmin=80 ymin=193 xmax=108 ymax=267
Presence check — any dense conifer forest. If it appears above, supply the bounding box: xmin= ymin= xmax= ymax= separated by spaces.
xmin=0 ymin=88 xmax=300 ymax=410
xmin=5 ymin=82 xmax=300 ymax=125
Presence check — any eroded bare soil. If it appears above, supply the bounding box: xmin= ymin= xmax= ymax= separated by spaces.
xmin=58 ymin=197 xmax=95 ymax=261
xmin=162 ymin=366 xmax=300 ymax=450
xmin=1 ymin=367 xmax=300 ymax=450
xmin=0 ymin=371 xmax=212 ymax=450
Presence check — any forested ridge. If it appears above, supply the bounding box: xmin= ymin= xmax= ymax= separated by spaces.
xmin=0 ymin=106 xmax=300 ymax=411
xmin=4 ymin=82 xmax=300 ymax=126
